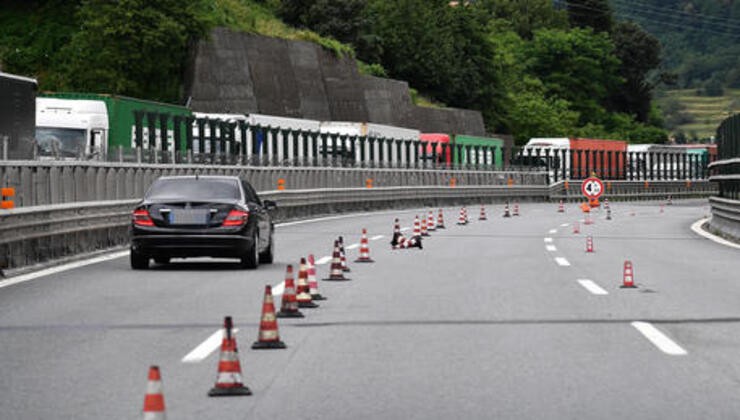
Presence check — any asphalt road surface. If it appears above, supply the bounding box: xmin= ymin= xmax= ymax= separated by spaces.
xmin=2 ymin=199 xmax=740 ymax=419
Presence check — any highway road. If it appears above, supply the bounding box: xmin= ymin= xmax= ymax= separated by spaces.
xmin=2 ymin=199 xmax=740 ymax=419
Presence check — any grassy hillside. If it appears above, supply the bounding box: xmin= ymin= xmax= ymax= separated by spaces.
xmin=657 ymin=89 xmax=740 ymax=140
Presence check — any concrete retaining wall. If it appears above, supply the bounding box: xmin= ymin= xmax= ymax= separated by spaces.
xmin=186 ymin=28 xmax=486 ymax=135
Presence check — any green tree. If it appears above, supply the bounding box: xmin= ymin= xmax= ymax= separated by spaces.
xmin=475 ymin=0 xmax=568 ymax=39
xmin=57 ymin=0 xmax=209 ymax=102
xmin=526 ymin=28 xmax=621 ymax=125
xmin=506 ymin=89 xmax=580 ymax=143
xmin=278 ymin=0 xmax=367 ymax=46
xmin=365 ymin=0 xmax=504 ymax=129
xmin=608 ymin=21 xmax=662 ymax=123
xmin=566 ymin=0 xmax=613 ymax=33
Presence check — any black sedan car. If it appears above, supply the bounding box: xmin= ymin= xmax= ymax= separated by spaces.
xmin=129 ymin=175 xmax=276 ymax=269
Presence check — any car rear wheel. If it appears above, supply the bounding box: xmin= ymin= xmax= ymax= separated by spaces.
xmin=130 ymin=248 xmax=149 ymax=270
xmin=241 ymin=234 xmax=259 ymax=269
xmin=258 ymin=234 xmax=274 ymax=264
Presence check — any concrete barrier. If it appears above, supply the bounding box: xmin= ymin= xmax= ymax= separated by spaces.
xmin=0 ymin=185 xmax=548 ymax=271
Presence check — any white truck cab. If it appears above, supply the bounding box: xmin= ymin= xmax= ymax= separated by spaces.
xmin=36 ymin=98 xmax=108 ymax=159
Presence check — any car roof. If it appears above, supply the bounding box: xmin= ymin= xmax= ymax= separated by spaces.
xmin=156 ymin=175 xmax=242 ymax=181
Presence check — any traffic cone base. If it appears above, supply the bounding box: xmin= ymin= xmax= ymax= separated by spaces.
xmin=252 ymin=340 xmax=286 ymax=350
xmin=208 ymin=386 xmax=252 ymax=397
xmin=311 ymin=293 xmax=327 ymax=301
xmin=323 ymin=275 xmax=351 ymax=281
xmin=297 ymin=295 xmax=319 ymax=308
xmin=355 ymin=257 xmax=375 ymax=263
xmin=276 ymin=309 xmax=305 ymax=318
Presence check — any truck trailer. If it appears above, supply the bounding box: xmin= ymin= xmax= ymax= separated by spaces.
xmin=0 ymin=72 xmax=37 ymax=160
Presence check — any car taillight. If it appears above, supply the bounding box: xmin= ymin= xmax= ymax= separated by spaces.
xmin=223 ymin=209 xmax=249 ymax=227
xmin=132 ymin=209 xmax=154 ymax=226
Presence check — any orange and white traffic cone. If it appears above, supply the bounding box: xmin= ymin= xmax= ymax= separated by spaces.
xmin=479 ymin=205 xmax=487 ymax=221
xmin=513 ymin=201 xmax=520 ymax=216
xmin=143 ymin=366 xmax=166 ymax=420
xmin=457 ymin=208 xmax=466 ymax=225
xmin=604 ymin=198 xmax=610 ymax=210
xmin=557 ymin=200 xmax=565 ymax=213
xmin=464 ymin=207 xmax=470 ymax=223
xmin=413 ymin=216 xmax=421 ymax=236
xmin=324 ymin=240 xmax=350 ymax=281
xmin=355 ymin=229 xmax=375 ymax=263
xmin=296 ymin=258 xmax=319 ymax=308
xmin=427 ymin=210 xmax=436 ymax=231
xmin=437 ymin=209 xmax=446 ymax=229
xmin=503 ymin=202 xmax=511 ymax=218
xmin=252 ymin=285 xmax=286 ymax=349
xmin=208 ymin=316 xmax=252 ymax=396
xmin=586 ymin=236 xmax=594 ymax=253
xmin=620 ymin=260 xmax=636 ymax=288
xmin=393 ymin=218 xmax=401 ymax=235
xmin=277 ymin=265 xmax=304 ymax=318
xmin=573 ymin=221 xmax=580 ymax=234
xmin=420 ymin=216 xmax=430 ymax=237
xmin=338 ymin=236 xmax=351 ymax=272
xmin=307 ymin=254 xmax=326 ymax=300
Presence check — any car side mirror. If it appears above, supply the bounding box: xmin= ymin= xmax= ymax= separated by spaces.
xmin=263 ymin=200 xmax=277 ymax=210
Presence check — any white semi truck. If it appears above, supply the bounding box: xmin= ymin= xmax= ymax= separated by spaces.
xmin=35 ymin=97 xmax=109 ymax=159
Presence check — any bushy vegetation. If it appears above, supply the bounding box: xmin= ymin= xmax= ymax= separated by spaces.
xmin=0 ymin=0 xmax=677 ymax=143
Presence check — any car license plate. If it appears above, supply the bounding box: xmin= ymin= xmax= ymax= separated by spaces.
xmin=169 ymin=209 xmax=209 ymax=225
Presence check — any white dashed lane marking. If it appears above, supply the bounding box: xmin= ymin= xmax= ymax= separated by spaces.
xmin=548 ymin=229 xmax=557 ymax=234
xmin=370 ymin=235 xmax=384 ymax=241
xmin=315 ymin=256 xmax=332 ymax=265
xmin=545 ymin=245 xmax=557 ymax=252
xmin=544 ymin=238 xmax=553 ymax=243
xmin=346 ymin=244 xmax=360 ymax=250
xmin=555 ymin=257 xmax=571 ymax=266
xmin=577 ymin=279 xmax=608 ymax=295
xmin=631 ymin=322 xmax=688 ymax=356
xmin=182 ymin=328 xmax=239 ymax=363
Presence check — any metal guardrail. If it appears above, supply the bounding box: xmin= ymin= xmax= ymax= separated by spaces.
xmin=0 ymin=161 xmax=546 ymax=208
xmin=549 ymin=180 xmax=717 ymax=201
xmin=708 ymin=196 xmax=740 ymax=242
xmin=0 ymin=185 xmax=549 ymax=270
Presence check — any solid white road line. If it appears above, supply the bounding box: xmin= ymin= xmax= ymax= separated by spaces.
xmin=545 ymin=245 xmax=557 ymax=252
xmin=182 ymin=328 xmax=238 ymax=363
xmin=555 ymin=257 xmax=571 ymax=266
xmin=401 ymin=227 xmax=410 ymax=232
xmin=631 ymin=321 xmax=688 ymax=356
xmin=0 ymin=250 xmax=130 ymax=290
xmin=315 ymin=256 xmax=332 ymax=265
xmin=346 ymin=244 xmax=360 ymax=250
xmin=577 ymin=279 xmax=608 ymax=295
xmin=370 ymin=235 xmax=384 ymax=241
xmin=691 ymin=218 xmax=740 ymax=250
xmin=548 ymin=229 xmax=557 ymax=234
xmin=544 ymin=237 xmax=553 ymax=243
xmin=560 ymin=223 xmax=569 ymax=227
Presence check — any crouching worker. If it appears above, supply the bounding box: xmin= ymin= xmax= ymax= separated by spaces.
xmin=391 ymin=232 xmax=423 ymax=250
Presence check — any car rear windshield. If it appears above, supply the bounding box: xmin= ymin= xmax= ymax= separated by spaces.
xmin=146 ymin=178 xmax=241 ymax=200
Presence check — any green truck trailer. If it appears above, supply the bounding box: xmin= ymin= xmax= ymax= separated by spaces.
xmin=453 ymin=135 xmax=504 ymax=169
xmin=37 ymin=92 xmax=192 ymax=159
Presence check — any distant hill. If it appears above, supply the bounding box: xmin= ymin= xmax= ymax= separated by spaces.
xmin=656 ymin=89 xmax=740 ymax=140
xmin=611 ymin=0 xmax=740 ymax=90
